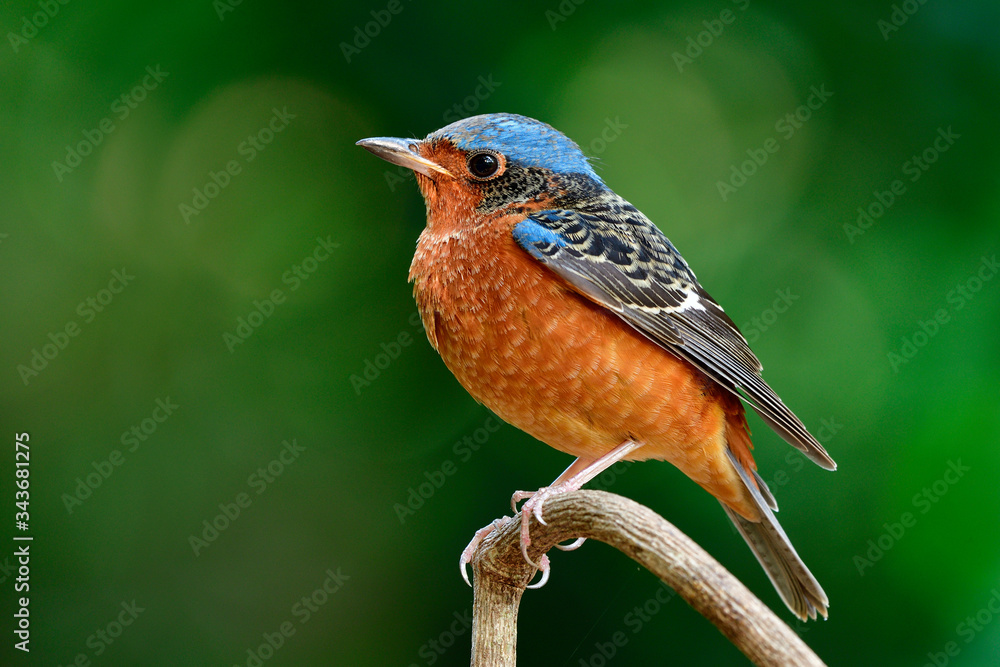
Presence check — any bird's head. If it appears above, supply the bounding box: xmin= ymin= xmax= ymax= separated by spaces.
xmin=358 ymin=113 xmax=604 ymax=230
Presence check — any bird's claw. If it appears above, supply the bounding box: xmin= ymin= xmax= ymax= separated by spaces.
xmin=526 ymin=554 xmax=551 ymax=589
xmin=460 ymin=517 xmax=511 ymax=587
xmin=510 ymin=489 xmax=535 ymax=513
xmin=557 ymin=537 xmax=587 ymax=552
xmin=513 ymin=488 xmax=546 ymax=568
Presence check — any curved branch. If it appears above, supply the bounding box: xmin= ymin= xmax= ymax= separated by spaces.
xmin=469 ymin=489 xmax=826 ymax=667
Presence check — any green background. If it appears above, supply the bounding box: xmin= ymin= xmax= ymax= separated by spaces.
xmin=2 ymin=0 xmax=999 ymax=665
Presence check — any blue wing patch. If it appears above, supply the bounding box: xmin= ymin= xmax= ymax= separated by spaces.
xmin=512 ymin=217 xmax=568 ymax=259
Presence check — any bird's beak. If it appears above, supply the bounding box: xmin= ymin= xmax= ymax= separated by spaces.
xmin=356 ymin=137 xmax=453 ymax=179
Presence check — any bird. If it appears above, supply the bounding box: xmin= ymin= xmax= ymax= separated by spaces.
xmin=357 ymin=113 xmax=835 ymax=620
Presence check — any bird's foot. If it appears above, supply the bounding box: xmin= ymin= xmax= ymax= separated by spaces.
xmin=511 ymin=483 xmax=587 ymax=569
xmin=459 ymin=516 xmax=552 ymax=589
xmin=463 ymin=442 xmax=642 ymax=590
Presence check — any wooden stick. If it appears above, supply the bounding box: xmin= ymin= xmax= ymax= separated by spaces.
xmin=468 ymin=490 xmax=826 ymax=667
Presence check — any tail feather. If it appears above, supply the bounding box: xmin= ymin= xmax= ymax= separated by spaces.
xmin=751 ymin=468 xmax=778 ymax=511
xmin=724 ymin=450 xmax=829 ymax=620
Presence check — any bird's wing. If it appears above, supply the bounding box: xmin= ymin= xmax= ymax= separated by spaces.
xmin=512 ymin=207 xmax=836 ymax=471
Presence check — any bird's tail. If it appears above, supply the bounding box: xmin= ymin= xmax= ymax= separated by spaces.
xmin=723 ymin=449 xmax=829 ymax=621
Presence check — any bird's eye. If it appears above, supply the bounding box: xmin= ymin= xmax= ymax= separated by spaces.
xmin=467 ymin=151 xmax=503 ymax=180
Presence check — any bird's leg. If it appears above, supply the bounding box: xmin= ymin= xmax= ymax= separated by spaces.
xmin=512 ymin=440 xmax=643 ymax=568
xmin=459 ymin=440 xmax=643 ymax=588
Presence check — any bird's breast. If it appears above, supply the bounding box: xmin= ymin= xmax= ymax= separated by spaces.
xmin=409 ymin=216 xmax=736 ymax=467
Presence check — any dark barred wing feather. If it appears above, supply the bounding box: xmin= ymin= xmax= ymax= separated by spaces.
xmin=512 ymin=205 xmax=836 ymax=471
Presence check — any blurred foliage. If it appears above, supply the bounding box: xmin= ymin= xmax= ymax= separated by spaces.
xmin=1 ymin=0 xmax=999 ymax=665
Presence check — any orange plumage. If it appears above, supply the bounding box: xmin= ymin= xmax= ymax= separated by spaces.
xmin=409 ymin=211 xmax=761 ymax=521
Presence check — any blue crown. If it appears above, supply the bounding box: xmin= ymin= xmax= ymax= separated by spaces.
xmin=429 ymin=113 xmax=601 ymax=181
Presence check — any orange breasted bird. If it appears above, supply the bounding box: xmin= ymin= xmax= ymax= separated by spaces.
xmin=358 ymin=113 xmax=835 ymax=620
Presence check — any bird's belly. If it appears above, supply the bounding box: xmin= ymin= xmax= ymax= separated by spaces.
xmin=414 ymin=235 xmax=740 ymax=497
